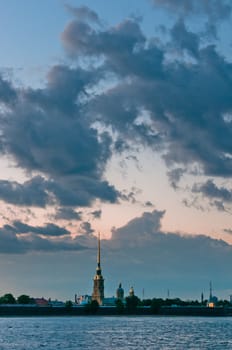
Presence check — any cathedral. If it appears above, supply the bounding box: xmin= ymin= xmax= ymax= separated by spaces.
xmin=92 ymin=233 xmax=104 ymax=305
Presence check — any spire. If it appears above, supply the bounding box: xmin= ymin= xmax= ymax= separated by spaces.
xmin=209 ymin=281 xmax=212 ymax=300
xmin=95 ymin=232 xmax=102 ymax=276
xmin=92 ymin=232 xmax=104 ymax=305
xmin=97 ymin=232 xmax=101 ymax=268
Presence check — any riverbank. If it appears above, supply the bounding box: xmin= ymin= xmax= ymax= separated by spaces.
xmin=0 ymin=305 xmax=232 ymax=316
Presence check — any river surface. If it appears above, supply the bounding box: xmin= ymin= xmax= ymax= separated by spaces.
xmin=0 ymin=316 xmax=231 ymax=349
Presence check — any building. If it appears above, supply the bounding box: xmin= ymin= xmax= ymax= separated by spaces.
xmin=34 ymin=297 xmax=49 ymax=307
xmin=116 ymin=283 xmax=124 ymax=301
xmin=129 ymin=286 xmax=135 ymax=297
xmin=207 ymin=281 xmax=218 ymax=308
xmin=92 ymin=232 xmax=104 ymax=305
xmin=103 ymin=296 xmax=117 ymax=306
xmin=75 ymin=294 xmax=92 ymax=305
xmin=48 ymin=299 xmax=65 ymax=307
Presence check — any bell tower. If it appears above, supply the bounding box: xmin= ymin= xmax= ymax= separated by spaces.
xmin=92 ymin=232 xmax=104 ymax=305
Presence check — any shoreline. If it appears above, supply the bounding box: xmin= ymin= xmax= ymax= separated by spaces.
xmin=0 ymin=305 xmax=232 ymax=317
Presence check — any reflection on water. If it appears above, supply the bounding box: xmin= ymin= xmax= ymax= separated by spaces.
xmin=0 ymin=316 xmax=231 ymax=349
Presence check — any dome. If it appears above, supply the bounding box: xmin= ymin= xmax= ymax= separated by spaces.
xmin=129 ymin=286 xmax=134 ymax=297
xmin=116 ymin=283 xmax=124 ymax=300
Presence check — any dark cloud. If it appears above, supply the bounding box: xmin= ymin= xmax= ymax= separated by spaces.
xmin=151 ymin=0 xmax=232 ymax=21
xmin=106 ymin=210 xmax=232 ymax=296
xmin=2 ymin=68 xmax=110 ymax=178
xmin=91 ymin=210 xmax=102 ymax=219
xmin=61 ymin=11 xmax=232 ymax=186
xmin=111 ymin=210 xmax=165 ymax=245
xmin=0 ymin=64 xmax=120 ymax=207
xmin=144 ymin=201 xmax=154 ymax=207
xmin=0 ymin=224 xmax=86 ymax=254
xmin=0 ymin=76 xmax=17 ymax=105
xmin=45 ymin=176 xmax=119 ymax=207
xmin=62 ymin=14 xmax=145 ymax=57
xmin=0 ymin=176 xmax=51 ymax=207
xmin=193 ymin=180 xmax=232 ymax=202
xmin=167 ymin=168 xmax=185 ymax=189
xmin=53 ymin=207 xmax=82 ymax=221
xmin=79 ymin=221 xmax=94 ymax=235
xmin=0 ymin=226 xmax=26 ymax=254
xmin=61 ymin=13 xmax=149 ymax=78
xmin=191 ymin=180 xmax=232 ymax=212
xmin=170 ymin=19 xmax=199 ymax=58
xmin=10 ymin=221 xmax=70 ymax=236
xmin=0 ymin=175 xmax=119 ymax=208
xmin=0 ymin=7 xmax=232 ymax=216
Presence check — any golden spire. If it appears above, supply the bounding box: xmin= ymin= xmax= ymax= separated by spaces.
xmin=92 ymin=231 xmax=104 ymax=305
xmin=95 ymin=232 xmax=102 ymax=276
xmin=97 ymin=231 xmax=101 ymax=268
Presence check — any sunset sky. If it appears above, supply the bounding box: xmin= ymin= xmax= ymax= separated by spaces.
xmin=0 ymin=0 xmax=232 ymax=301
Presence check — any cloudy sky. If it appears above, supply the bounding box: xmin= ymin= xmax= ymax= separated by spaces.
xmin=0 ymin=0 xmax=232 ymax=301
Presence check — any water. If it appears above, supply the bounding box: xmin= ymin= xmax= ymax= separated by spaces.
xmin=0 ymin=316 xmax=231 ymax=349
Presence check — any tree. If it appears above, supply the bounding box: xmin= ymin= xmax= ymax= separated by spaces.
xmin=115 ymin=298 xmax=124 ymax=314
xmin=142 ymin=299 xmax=152 ymax=307
xmin=17 ymin=295 xmax=31 ymax=304
xmin=150 ymin=298 xmax=163 ymax=314
xmin=0 ymin=293 xmax=16 ymax=304
xmin=85 ymin=300 xmax=99 ymax=314
xmin=125 ymin=295 xmax=140 ymax=313
xmin=65 ymin=300 xmax=73 ymax=308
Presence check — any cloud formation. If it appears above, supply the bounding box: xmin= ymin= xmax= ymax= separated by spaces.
xmin=53 ymin=207 xmax=82 ymax=221
xmin=0 ymin=221 xmax=88 ymax=254
xmin=0 ymin=207 xmax=232 ymax=297
xmin=193 ymin=180 xmax=232 ymax=202
xmin=0 ymin=4 xmax=232 ymax=220
xmin=151 ymin=0 xmax=232 ymax=21
xmin=60 ymin=6 xmax=232 ymax=212
xmin=9 ymin=221 xmax=70 ymax=236
xmin=0 ymin=177 xmax=51 ymax=207
xmin=106 ymin=210 xmax=232 ymax=296
xmin=192 ymin=179 xmax=232 ymax=211
xmin=0 ymin=64 xmax=120 ymax=208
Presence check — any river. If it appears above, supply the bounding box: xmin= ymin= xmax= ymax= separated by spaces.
xmin=0 ymin=316 xmax=231 ymax=349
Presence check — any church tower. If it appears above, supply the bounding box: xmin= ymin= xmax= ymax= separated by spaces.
xmin=92 ymin=232 xmax=104 ymax=305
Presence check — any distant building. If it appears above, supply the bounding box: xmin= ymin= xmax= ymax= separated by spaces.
xmin=103 ymin=297 xmax=117 ymax=306
xmin=48 ymin=299 xmax=65 ymax=307
xmin=201 ymin=292 xmax=204 ymax=304
xmin=34 ymin=297 xmax=49 ymax=307
xmin=116 ymin=283 xmax=124 ymax=301
xmin=207 ymin=281 xmax=218 ymax=308
xmin=75 ymin=294 xmax=92 ymax=305
xmin=102 ymin=283 xmax=125 ymax=306
xmin=129 ymin=286 xmax=135 ymax=297
xmin=92 ymin=233 xmax=104 ymax=305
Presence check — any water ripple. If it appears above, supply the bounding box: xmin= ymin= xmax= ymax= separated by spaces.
xmin=0 ymin=316 xmax=231 ymax=349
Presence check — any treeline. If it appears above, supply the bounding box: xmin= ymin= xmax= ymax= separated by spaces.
xmin=114 ymin=296 xmax=232 ymax=314
xmin=0 ymin=293 xmax=33 ymax=305
xmin=0 ymin=293 xmax=231 ymax=311
xmin=141 ymin=297 xmax=231 ymax=309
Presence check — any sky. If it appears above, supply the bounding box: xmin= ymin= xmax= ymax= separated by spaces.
xmin=0 ymin=0 xmax=232 ymax=301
